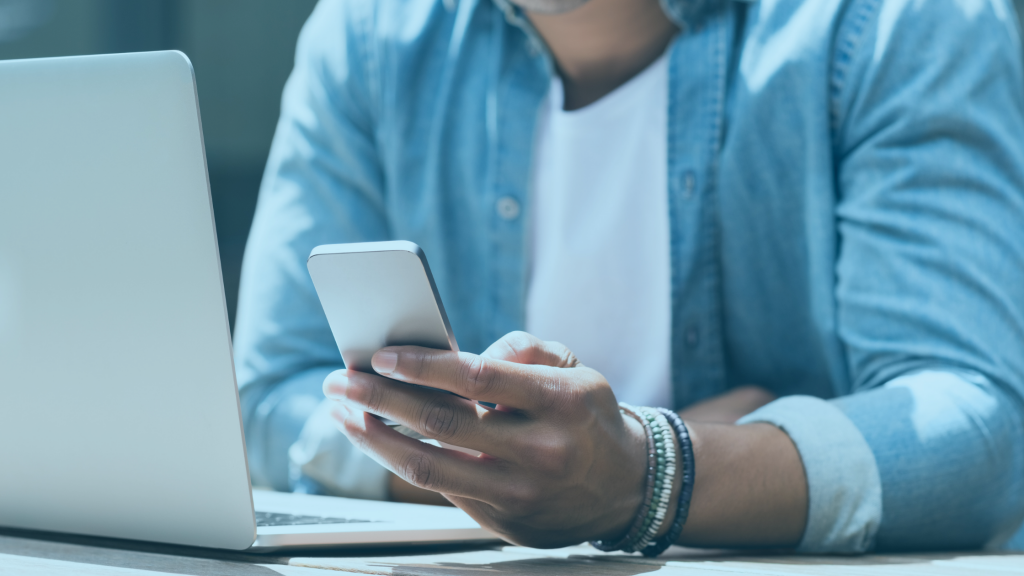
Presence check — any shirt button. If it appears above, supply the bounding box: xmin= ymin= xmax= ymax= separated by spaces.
xmin=683 ymin=171 xmax=696 ymax=199
xmin=685 ymin=326 xmax=700 ymax=348
xmin=496 ymin=196 xmax=521 ymax=221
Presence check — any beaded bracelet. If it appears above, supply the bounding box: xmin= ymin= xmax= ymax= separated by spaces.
xmin=589 ymin=404 xmax=657 ymax=552
xmin=642 ymin=408 xmax=696 ymax=557
xmin=627 ymin=408 xmax=676 ymax=553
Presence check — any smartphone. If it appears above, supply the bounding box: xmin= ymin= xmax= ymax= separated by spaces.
xmin=307 ymin=240 xmax=458 ymax=373
xmin=307 ymin=241 xmax=495 ymax=424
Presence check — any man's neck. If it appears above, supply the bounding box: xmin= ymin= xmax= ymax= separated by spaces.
xmin=527 ymin=0 xmax=678 ymax=110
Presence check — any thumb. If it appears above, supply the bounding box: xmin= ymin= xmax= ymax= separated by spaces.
xmin=480 ymin=331 xmax=581 ymax=368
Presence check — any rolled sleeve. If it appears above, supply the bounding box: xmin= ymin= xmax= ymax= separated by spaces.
xmin=834 ymin=371 xmax=1024 ymax=551
xmin=288 ymin=400 xmax=390 ymax=501
xmin=738 ymin=395 xmax=882 ymax=553
xmin=239 ymin=367 xmax=335 ymax=490
xmin=741 ymin=371 xmax=1024 ymax=553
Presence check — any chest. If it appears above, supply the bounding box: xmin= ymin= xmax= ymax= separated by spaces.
xmin=374 ymin=3 xmax=847 ymax=404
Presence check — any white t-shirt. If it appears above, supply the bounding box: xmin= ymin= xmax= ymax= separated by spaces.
xmin=526 ymin=53 xmax=672 ymax=408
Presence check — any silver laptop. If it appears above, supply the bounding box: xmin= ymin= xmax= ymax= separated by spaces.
xmin=0 ymin=51 xmax=498 ymax=552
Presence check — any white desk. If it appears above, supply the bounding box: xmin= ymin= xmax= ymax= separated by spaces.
xmin=3 ymin=530 xmax=1023 ymax=575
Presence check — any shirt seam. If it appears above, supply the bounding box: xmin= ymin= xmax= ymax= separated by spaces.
xmin=830 ymin=0 xmax=881 ymax=139
xmin=355 ymin=0 xmax=381 ymax=129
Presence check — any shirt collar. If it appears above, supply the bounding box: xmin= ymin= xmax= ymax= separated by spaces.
xmin=490 ymin=0 xmax=750 ymax=32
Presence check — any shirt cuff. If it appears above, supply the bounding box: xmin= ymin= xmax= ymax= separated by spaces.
xmin=288 ymin=399 xmax=391 ymax=501
xmin=738 ymin=395 xmax=882 ymax=553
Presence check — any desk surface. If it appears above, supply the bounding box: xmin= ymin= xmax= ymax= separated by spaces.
xmin=2 ymin=531 xmax=1023 ymax=576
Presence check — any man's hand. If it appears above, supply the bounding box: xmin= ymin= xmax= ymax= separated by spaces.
xmin=323 ymin=332 xmax=650 ymax=548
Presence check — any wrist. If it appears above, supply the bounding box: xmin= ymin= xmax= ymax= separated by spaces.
xmin=599 ymin=413 xmax=650 ymax=541
xmin=593 ymin=405 xmax=678 ymax=553
xmin=591 ymin=405 xmax=694 ymax=556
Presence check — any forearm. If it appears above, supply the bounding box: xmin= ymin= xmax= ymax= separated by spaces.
xmin=674 ymin=422 xmax=807 ymax=548
xmin=727 ymin=371 xmax=1024 ymax=552
xmin=239 ymin=367 xmax=335 ymax=490
xmin=678 ymin=385 xmax=776 ymax=424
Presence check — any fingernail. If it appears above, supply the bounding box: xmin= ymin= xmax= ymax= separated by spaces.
xmin=323 ymin=373 xmax=349 ymax=399
xmin=372 ymin=350 xmax=398 ymax=375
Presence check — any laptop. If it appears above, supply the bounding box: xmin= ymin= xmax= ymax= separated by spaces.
xmin=0 ymin=51 xmax=499 ymax=552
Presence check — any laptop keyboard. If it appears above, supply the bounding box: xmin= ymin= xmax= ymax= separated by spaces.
xmin=255 ymin=511 xmax=376 ymax=527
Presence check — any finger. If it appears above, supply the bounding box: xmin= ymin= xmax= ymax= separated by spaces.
xmin=444 ymin=495 xmax=509 ymax=541
xmin=330 ymin=401 xmax=353 ymax=422
xmin=478 ymin=332 xmax=580 ymax=412
xmin=370 ymin=346 xmax=564 ymax=411
xmin=335 ymin=409 xmax=512 ymax=503
xmin=324 ymin=369 xmax=527 ymax=459
xmin=480 ymin=331 xmax=582 ymax=368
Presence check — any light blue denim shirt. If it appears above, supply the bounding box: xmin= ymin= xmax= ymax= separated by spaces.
xmin=233 ymin=0 xmax=1024 ymax=553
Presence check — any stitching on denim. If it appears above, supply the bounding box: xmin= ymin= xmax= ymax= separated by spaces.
xmin=354 ymin=0 xmax=388 ymax=215
xmin=354 ymin=0 xmax=380 ymax=129
xmin=707 ymin=8 xmax=728 ymax=388
xmin=830 ymin=0 xmax=881 ymax=138
xmin=666 ymin=37 xmax=685 ymax=409
xmin=701 ymin=10 xmax=729 ymax=397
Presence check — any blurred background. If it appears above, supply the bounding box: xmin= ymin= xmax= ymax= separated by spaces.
xmin=2 ymin=0 xmax=1024 ymax=330
xmin=0 ymin=0 xmax=318 ymax=329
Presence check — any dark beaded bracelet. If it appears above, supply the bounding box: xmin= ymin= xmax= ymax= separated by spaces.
xmin=626 ymin=408 xmax=677 ymax=553
xmin=642 ymin=408 xmax=695 ymax=557
xmin=590 ymin=405 xmax=657 ymax=552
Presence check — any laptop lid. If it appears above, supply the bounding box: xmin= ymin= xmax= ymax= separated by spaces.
xmin=0 ymin=51 xmax=256 ymax=550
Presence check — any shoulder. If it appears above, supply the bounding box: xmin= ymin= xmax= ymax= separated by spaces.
xmin=736 ymin=0 xmax=1022 ymax=128
xmin=829 ymin=0 xmax=1021 ymax=78
xmin=828 ymin=0 xmax=1023 ymax=132
xmin=738 ymin=0 xmax=1020 ymax=71
xmin=297 ymin=0 xmax=482 ymax=66
xmin=287 ymin=0 xmax=473 ymax=123
xmin=294 ymin=0 xmax=497 ymax=102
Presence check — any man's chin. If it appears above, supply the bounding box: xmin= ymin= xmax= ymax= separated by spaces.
xmin=508 ymin=0 xmax=592 ymax=15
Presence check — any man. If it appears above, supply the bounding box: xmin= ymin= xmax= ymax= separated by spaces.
xmin=234 ymin=0 xmax=1024 ymax=552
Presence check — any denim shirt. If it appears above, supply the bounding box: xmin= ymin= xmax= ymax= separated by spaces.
xmin=233 ymin=0 xmax=1024 ymax=553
